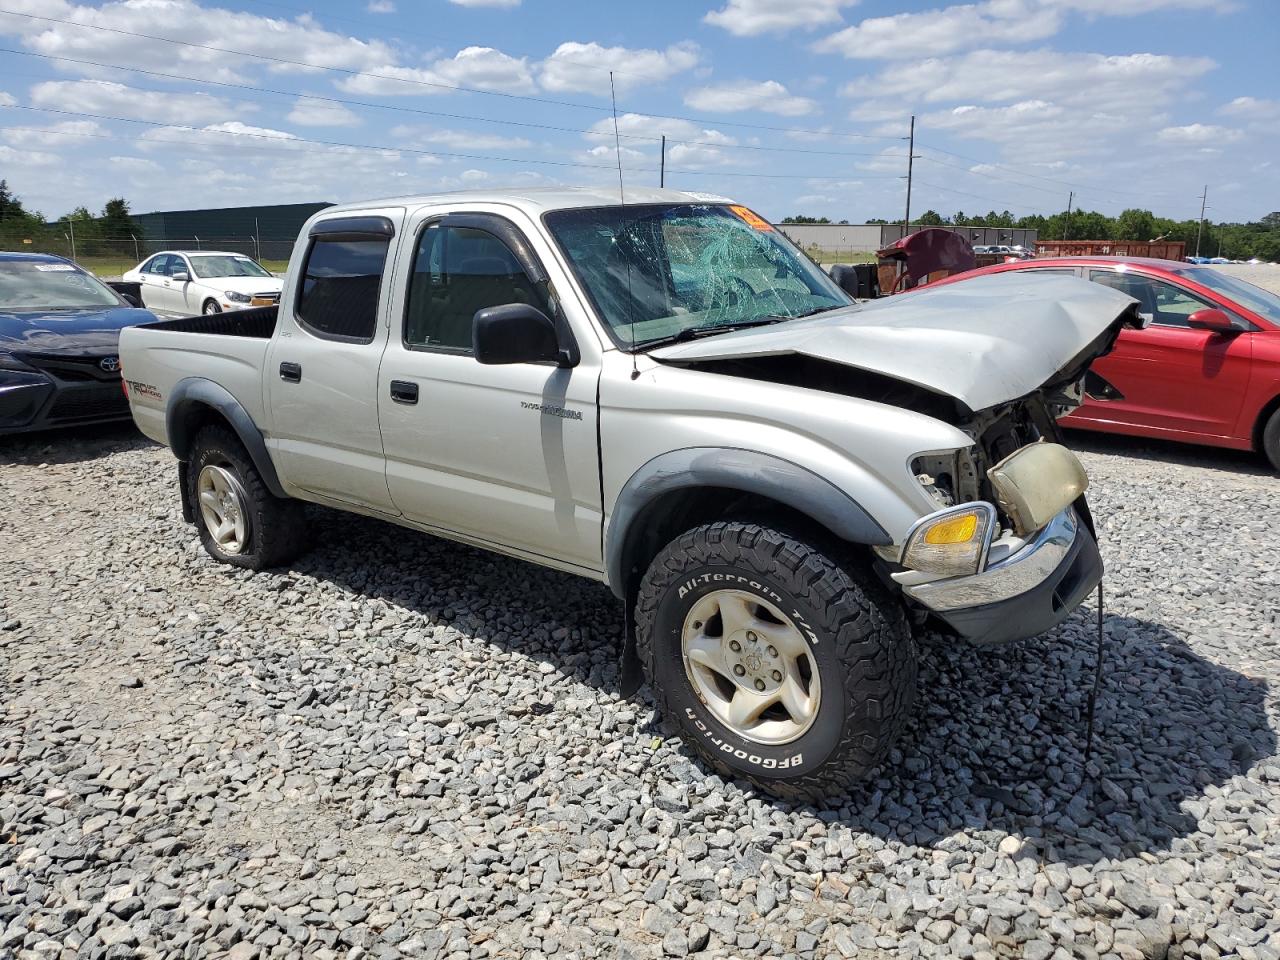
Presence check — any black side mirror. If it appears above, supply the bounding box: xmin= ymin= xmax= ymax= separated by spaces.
xmin=122 ymin=293 xmax=141 ymax=308
xmin=473 ymin=303 xmax=564 ymax=366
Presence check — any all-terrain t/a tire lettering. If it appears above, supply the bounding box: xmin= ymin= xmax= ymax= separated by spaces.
xmin=635 ymin=520 xmax=917 ymax=801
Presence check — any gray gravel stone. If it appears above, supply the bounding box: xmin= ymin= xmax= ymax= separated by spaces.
xmin=1 ymin=427 xmax=1277 ymax=960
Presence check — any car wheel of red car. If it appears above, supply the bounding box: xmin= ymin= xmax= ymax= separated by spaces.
xmin=1262 ymin=406 xmax=1280 ymax=472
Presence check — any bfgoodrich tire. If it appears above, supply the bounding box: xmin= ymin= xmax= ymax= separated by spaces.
xmin=188 ymin=425 xmax=308 ymax=570
xmin=635 ymin=521 xmax=916 ymax=801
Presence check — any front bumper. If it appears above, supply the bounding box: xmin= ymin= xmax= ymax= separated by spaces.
xmin=0 ymin=366 xmax=130 ymax=435
xmin=900 ymin=507 xmax=1102 ymax=645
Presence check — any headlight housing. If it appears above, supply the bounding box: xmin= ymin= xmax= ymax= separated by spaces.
xmin=0 ymin=352 xmax=37 ymax=372
xmin=224 ymin=290 xmax=252 ymax=303
xmin=901 ymin=502 xmax=996 ymax=577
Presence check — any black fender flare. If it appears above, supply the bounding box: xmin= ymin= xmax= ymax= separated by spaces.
xmin=166 ymin=377 xmax=288 ymax=499
xmin=604 ymin=446 xmax=891 ymax=600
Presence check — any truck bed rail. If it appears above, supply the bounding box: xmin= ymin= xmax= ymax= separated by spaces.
xmin=139 ymin=306 xmax=278 ymax=339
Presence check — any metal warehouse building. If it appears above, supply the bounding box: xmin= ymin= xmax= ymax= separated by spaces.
xmin=132 ymin=202 xmax=333 ymax=262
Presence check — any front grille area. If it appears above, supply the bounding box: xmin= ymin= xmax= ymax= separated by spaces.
xmin=48 ymin=384 xmax=130 ymax=422
xmin=17 ymin=353 xmax=121 ymax=383
xmin=252 ymin=291 xmax=281 ymax=303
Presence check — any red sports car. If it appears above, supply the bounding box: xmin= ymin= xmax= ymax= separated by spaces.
xmin=938 ymin=257 xmax=1280 ymax=470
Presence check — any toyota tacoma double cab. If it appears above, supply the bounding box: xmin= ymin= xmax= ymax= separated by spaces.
xmin=120 ymin=187 xmax=1139 ymax=799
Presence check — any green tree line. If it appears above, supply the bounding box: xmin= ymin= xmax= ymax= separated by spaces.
xmin=0 ymin=180 xmax=142 ymax=258
xmin=784 ymin=202 xmax=1280 ymax=261
xmin=911 ymin=207 xmax=1280 ymax=260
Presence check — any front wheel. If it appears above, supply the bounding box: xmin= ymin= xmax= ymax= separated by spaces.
xmin=202 ymin=299 xmax=222 ymax=315
xmin=635 ymin=521 xmax=916 ymax=801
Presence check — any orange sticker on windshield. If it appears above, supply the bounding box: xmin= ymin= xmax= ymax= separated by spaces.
xmin=729 ymin=205 xmax=774 ymax=232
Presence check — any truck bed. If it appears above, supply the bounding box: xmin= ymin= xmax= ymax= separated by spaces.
xmin=120 ymin=307 xmax=277 ymax=448
xmin=138 ymin=305 xmax=278 ymax=338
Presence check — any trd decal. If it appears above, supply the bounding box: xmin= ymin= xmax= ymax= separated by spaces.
xmin=521 ymin=400 xmax=582 ymax=421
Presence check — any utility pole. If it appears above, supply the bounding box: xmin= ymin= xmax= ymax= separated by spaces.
xmin=1195 ymin=185 xmax=1208 ymax=257
xmin=1063 ymin=191 xmax=1073 ymax=241
xmin=659 ymin=135 xmax=666 ymax=188
xmin=254 ymin=217 xmax=261 ymax=262
xmin=130 ymin=233 xmax=139 ymax=262
xmin=902 ymin=114 xmax=916 ymax=234
xmin=67 ymin=218 xmax=76 ymax=262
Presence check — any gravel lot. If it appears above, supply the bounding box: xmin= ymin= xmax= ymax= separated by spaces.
xmin=2 ymin=425 xmax=1278 ymax=960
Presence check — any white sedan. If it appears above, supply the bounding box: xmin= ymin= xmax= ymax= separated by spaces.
xmin=123 ymin=251 xmax=283 ymax=315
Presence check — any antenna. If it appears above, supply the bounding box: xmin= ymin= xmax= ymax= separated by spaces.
xmin=609 ymin=71 xmax=640 ymax=379
xmin=609 ymin=72 xmax=626 ymax=205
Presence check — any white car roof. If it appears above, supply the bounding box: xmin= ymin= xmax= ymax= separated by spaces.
xmin=150 ymin=250 xmax=258 ymax=258
xmin=314 ymin=186 xmax=739 ymax=219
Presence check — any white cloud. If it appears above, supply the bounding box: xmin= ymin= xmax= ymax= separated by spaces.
xmin=703 ymin=0 xmax=857 ymax=36
xmin=430 ymin=46 xmax=534 ymax=92
xmin=388 ymin=123 xmax=532 ymax=151
xmin=108 ymin=155 xmax=161 ymax=172
xmin=814 ymin=0 xmax=1225 ymax=59
xmin=539 ymin=41 xmax=699 ymax=95
xmin=0 ymin=0 xmax=399 ymax=83
xmin=0 ymin=91 xmax=15 ymax=106
xmin=459 ymin=168 xmax=489 ymax=181
xmin=1221 ymin=96 xmax=1280 ymax=119
xmin=1157 ymin=123 xmax=1243 ymax=144
xmin=285 ymin=97 xmax=362 ymax=127
xmin=844 ymin=50 xmax=1215 ymax=113
xmin=367 ymin=0 xmax=395 ymax=11
xmin=684 ymin=80 xmax=816 ymax=117
xmin=340 ymin=46 xmax=533 ymax=96
xmin=450 ymin=0 xmax=521 ymax=6
xmin=4 ymin=119 xmax=103 ymax=149
xmin=816 ymin=1 xmax=1060 ymax=59
xmin=580 ymin=114 xmax=740 ymax=171
xmin=30 ymin=79 xmax=238 ymax=125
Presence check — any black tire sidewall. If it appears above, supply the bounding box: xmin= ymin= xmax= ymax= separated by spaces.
xmin=203 ymin=299 xmax=221 ymax=315
xmin=649 ymin=565 xmax=846 ymax=780
xmin=1264 ymin=408 xmax=1280 ymax=472
xmin=189 ymin=432 xmax=261 ymax=566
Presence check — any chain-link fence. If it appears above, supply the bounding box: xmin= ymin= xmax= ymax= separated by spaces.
xmin=1 ymin=233 xmax=298 ymax=278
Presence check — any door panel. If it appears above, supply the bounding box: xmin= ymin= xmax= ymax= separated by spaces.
xmin=1067 ymin=270 xmax=1254 ymax=440
xmin=142 ymin=255 xmax=177 ymax=311
xmin=265 ymin=208 xmax=405 ymax=513
xmin=377 ymin=212 xmax=602 ymax=570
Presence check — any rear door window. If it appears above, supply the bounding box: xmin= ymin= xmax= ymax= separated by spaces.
xmin=296 ymin=237 xmax=391 ymax=342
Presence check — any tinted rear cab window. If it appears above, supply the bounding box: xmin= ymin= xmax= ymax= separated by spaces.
xmin=297 ymin=238 xmax=391 ymax=342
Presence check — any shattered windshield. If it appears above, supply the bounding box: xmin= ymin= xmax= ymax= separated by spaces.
xmin=543 ymin=203 xmax=850 ymax=349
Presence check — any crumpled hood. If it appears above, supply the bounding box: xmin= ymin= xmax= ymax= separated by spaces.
xmin=651 ymin=273 xmax=1139 ymax=413
xmin=0 ymin=305 xmax=157 ymax=356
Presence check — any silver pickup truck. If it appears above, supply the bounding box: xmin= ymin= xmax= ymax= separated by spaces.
xmin=120 ymin=187 xmax=1139 ymax=799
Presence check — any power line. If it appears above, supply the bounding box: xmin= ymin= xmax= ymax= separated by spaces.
xmin=0 ymin=48 xmax=904 ymax=160
xmin=0 ymin=9 xmax=905 ymax=141
xmin=0 ymin=106 xmax=907 ymax=182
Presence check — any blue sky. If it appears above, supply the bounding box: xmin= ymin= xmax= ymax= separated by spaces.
xmin=0 ymin=0 xmax=1274 ymax=230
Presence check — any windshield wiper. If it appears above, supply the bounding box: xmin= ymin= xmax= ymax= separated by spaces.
xmin=635 ymin=316 xmax=789 ymax=351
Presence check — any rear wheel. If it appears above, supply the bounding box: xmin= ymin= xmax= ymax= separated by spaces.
xmin=636 ymin=520 xmax=916 ymax=801
xmin=1263 ymin=406 xmax=1280 ymax=472
xmin=188 ymin=425 xmax=307 ymax=569
xmin=203 ymin=299 xmax=222 ymax=315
